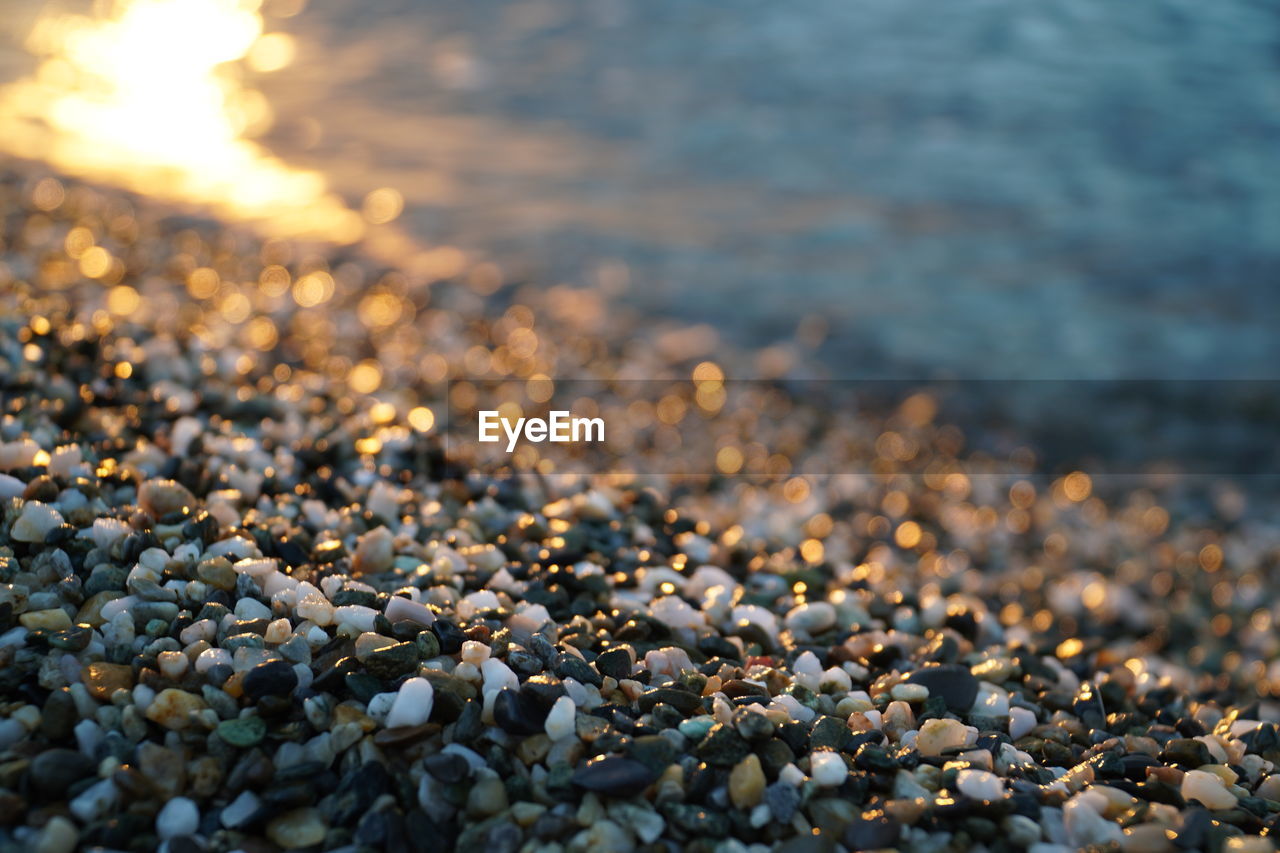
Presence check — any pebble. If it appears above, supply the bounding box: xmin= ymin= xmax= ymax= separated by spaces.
xmin=916 ymin=718 xmax=971 ymax=756
xmin=571 ymin=756 xmax=657 ymax=797
xmin=810 ymin=750 xmax=848 ymax=787
xmin=1009 ymin=706 xmax=1037 ymax=740
xmin=156 ymin=797 xmax=199 ymax=839
xmin=1181 ymin=769 xmax=1238 ymax=809
xmin=11 ymin=501 xmax=65 ymax=542
xmin=956 ymin=768 xmax=1004 ymax=801
xmin=730 ymin=754 xmax=766 ymax=808
xmin=220 ymin=790 xmax=261 ymax=829
xmin=138 ymin=479 xmax=197 ymax=517
xmin=34 ymin=816 xmax=78 ymax=853
xmin=144 ymin=688 xmax=207 ymax=730
xmin=545 ymin=695 xmax=576 ymax=740
xmin=784 ymin=602 xmax=837 ymax=636
xmin=267 ymin=807 xmax=328 ymax=848
xmin=242 ymin=659 xmax=299 ymax=699
xmin=905 ymin=664 xmax=980 ymax=713
xmin=385 ymin=677 xmax=434 ymax=728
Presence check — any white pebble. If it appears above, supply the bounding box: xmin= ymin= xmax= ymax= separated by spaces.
xmin=386 ymin=595 xmax=435 ymax=627
xmin=69 ymin=778 xmax=117 ymax=822
xmin=1181 ymin=769 xmax=1238 ymax=810
xmin=296 ymin=593 xmax=334 ymax=626
xmin=385 ymin=677 xmax=434 ymax=728
xmin=157 ymin=651 xmax=189 ymax=680
xmin=195 ymin=647 xmax=232 ymax=673
xmin=220 ymin=790 xmax=260 ymax=829
xmin=333 ymin=605 xmax=378 ymax=632
xmin=156 ymin=797 xmax=199 ymax=839
xmin=956 ymin=768 xmax=1004 ymax=801
xmin=916 ymin=718 xmax=971 ymax=756
xmin=0 ymin=474 xmax=23 ymax=500
xmin=481 ymin=658 xmax=519 ymax=696
xmin=545 ymin=695 xmax=576 ymax=740
xmin=1009 ymin=706 xmax=1037 ymax=740
xmin=809 ymin=750 xmax=848 ymax=787
xmin=11 ymin=501 xmax=64 ymax=543
xmin=783 ymin=601 xmax=836 ymax=637
xmin=461 ymin=641 xmax=491 ymax=666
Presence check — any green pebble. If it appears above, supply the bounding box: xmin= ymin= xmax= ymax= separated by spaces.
xmin=678 ymin=717 xmax=715 ymax=741
xmin=217 ymin=716 xmax=267 ymax=748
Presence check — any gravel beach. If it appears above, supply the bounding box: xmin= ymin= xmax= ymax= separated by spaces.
xmin=1 ymin=163 xmax=1279 ymax=853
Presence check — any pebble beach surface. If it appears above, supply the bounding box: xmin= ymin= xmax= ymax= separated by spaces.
xmin=1 ymin=163 xmax=1280 ymax=853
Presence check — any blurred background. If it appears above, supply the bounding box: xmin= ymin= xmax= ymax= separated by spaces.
xmin=2 ymin=0 xmax=1279 ymax=380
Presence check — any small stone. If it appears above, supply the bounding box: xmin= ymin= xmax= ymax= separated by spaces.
xmin=916 ymin=718 xmax=970 ymax=756
xmin=424 ymin=751 xmax=471 ymax=784
xmin=784 ymin=601 xmax=837 ymax=636
xmin=905 ymin=664 xmax=979 ymax=713
xmin=1181 ymin=769 xmax=1238 ymax=810
xmin=353 ymin=526 xmax=395 ymax=574
xmin=364 ymin=641 xmax=420 ymax=679
xmin=571 ymin=755 xmax=657 ymax=797
xmin=493 ymin=688 xmax=545 ymax=736
xmin=729 ymin=754 xmax=766 ymax=809
xmin=220 ymin=790 xmax=261 ymax=829
xmin=242 ymin=659 xmax=298 ymax=699
xmin=156 ymin=796 xmax=199 ymax=839
xmin=1162 ymin=738 xmax=1213 ymax=768
xmin=1003 ymin=814 xmax=1042 ymax=847
xmin=842 ymin=815 xmax=900 ymax=850
xmin=545 ymin=695 xmax=576 ymax=740
xmin=34 ymin=815 xmax=78 ymax=853
xmin=157 ymin=650 xmax=189 ymax=680
xmin=19 ymin=608 xmax=72 ymax=630
xmin=385 ymin=595 xmax=435 ymax=627
xmin=1009 ymin=706 xmax=1037 ymax=740
xmin=67 ymin=777 xmax=116 ymax=822
xmin=765 ymin=781 xmax=801 ymax=822
xmin=11 ymin=501 xmax=65 ymax=542
xmin=31 ymin=749 xmax=97 ymax=799
xmin=466 ymin=771 xmax=509 ymax=818
xmin=144 ymin=688 xmax=207 ymax=731
xmin=1123 ymin=823 xmax=1175 ymax=853
xmin=217 ymin=716 xmax=267 ymax=748
xmin=696 ymin=723 xmax=751 ymax=767
xmin=385 ymin=677 xmax=434 ymax=728
xmin=956 ymin=768 xmax=1004 ymax=801
xmin=810 ymin=750 xmax=848 ymax=787
xmin=138 ymin=479 xmax=197 ymax=518
xmin=891 ymin=682 xmax=930 ymax=702
xmin=595 ymin=647 xmax=632 ymax=680
xmin=267 ymin=807 xmax=327 ymax=848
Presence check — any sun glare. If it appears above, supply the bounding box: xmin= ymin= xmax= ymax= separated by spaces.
xmin=0 ymin=0 xmax=363 ymax=243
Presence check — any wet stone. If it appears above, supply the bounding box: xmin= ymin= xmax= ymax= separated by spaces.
xmin=570 ymin=756 xmax=657 ymax=797
xmin=905 ymin=664 xmax=979 ymax=714
xmin=554 ymin=653 xmax=602 ymax=687
xmin=594 ymin=647 xmax=632 ymax=681
xmin=31 ymin=749 xmax=97 ymax=800
xmin=638 ymin=687 xmax=704 ymax=716
xmin=363 ymin=641 xmax=419 ymax=680
xmin=424 ymin=752 xmax=472 ymax=784
xmin=242 ymin=659 xmax=298 ymax=700
xmin=493 ymin=689 xmax=546 ymax=736
xmin=696 ymin=723 xmax=751 ymax=767
xmin=68 ymin=652 xmax=121 ymax=697
xmin=216 ymin=716 xmax=267 ymax=748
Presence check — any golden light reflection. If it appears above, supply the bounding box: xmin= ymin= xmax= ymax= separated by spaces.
xmin=0 ymin=0 xmax=364 ymax=242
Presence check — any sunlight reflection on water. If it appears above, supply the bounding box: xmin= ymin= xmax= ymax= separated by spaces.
xmin=0 ymin=0 xmax=364 ymax=242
